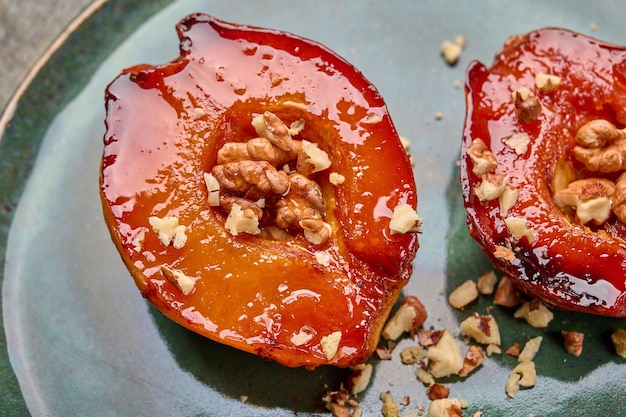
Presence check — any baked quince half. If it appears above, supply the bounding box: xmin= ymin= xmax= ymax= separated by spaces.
xmin=100 ymin=13 xmax=420 ymax=368
xmin=461 ymin=28 xmax=626 ymax=317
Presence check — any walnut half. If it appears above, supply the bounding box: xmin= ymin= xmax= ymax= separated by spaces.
xmin=210 ymin=111 xmax=333 ymax=245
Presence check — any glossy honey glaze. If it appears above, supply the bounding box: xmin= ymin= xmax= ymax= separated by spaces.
xmin=100 ymin=13 xmax=418 ymax=367
xmin=461 ymin=28 xmax=626 ymax=316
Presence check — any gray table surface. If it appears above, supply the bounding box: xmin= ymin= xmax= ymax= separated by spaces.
xmin=0 ymin=0 xmax=93 ymax=118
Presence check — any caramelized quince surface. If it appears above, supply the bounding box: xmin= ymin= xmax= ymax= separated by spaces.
xmin=461 ymin=28 xmax=626 ymax=317
xmin=100 ymin=14 xmax=419 ymax=367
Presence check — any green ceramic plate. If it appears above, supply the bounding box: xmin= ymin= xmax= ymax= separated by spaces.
xmin=3 ymin=0 xmax=626 ymax=416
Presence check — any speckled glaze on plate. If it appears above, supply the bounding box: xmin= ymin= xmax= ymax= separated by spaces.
xmin=2 ymin=1 xmax=626 ymax=416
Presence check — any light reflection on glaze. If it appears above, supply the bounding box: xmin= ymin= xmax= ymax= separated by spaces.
xmin=183 ymin=306 xmax=218 ymax=332
xmin=282 ymin=289 xmax=321 ymax=305
xmin=373 ymin=196 xmax=393 ymax=219
xmin=554 ymin=273 xmax=620 ymax=308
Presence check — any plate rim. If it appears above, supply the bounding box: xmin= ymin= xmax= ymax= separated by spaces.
xmin=0 ymin=2 xmax=109 ymax=415
xmin=0 ymin=0 xmax=107 ymax=139
xmin=3 ymin=1 xmax=626 ymax=416
xmin=0 ymin=0 xmax=173 ymax=415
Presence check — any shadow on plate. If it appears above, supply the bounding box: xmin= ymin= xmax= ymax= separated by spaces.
xmin=444 ymin=161 xmax=626 ymax=382
xmin=148 ymin=304 xmax=350 ymax=413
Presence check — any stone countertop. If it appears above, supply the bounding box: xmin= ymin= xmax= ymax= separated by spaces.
xmin=0 ymin=0 xmax=93 ymax=118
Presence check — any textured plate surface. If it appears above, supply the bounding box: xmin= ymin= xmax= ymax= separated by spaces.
xmin=2 ymin=0 xmax=626 ymax=416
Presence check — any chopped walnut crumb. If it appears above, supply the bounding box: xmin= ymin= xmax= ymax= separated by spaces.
xmin=493 ymin=245 xmax=515 ymax=263
xmin=400 ymin=136 xmax=411 ymax=150
xmin=160 ymin=265 xmax=195 ymax=295
xmin=460 ymin=313 xmax=501 ymax=346
xmin=427 ymin=398 xmax=467 ymax=417
xmin=375 ymin=342 xmax=395 ymax=360
xmin=505 ymin=342 xmax=520 ymax=357
xmin=400 ymin=346 xmax=427 ymax=365
xmin=329 ymin=172 xmax=346 ymax=185
xmin=149 ymin=216 xmax=188 ymax=249
xmin=193 ymin=107 xmax=207 ymax=119
xmin=518 ymin=336 xmax=542 ymax=362
xmin=458 ymin=345 xmax=485 ymax=377
xmin=326 ymin=402 xmax=351 ymax=417
xmin=474 ymin=173 xmax=508 ymax=201
xmin=502 ymin=132 xmax=531 ymax=155
xmin=321 ymin=331 xmax=342 ymax=361
xmin=203 ymin=172 xmax=221 ymax=206
xmin=288 ymin=118 xmax=306 ymax=136
xmin=322 ymin=386 xmax=361 ymax=417
xmin=513 ymin=300 xmax=554 ymax=328
xmin=476 ymin=270 xmax=498 ymax=295
xmin=493 ymin=276 xmax=523 ymax=308
xmin=441 ymin=35 xmax=466 ymax=65
xmin=389 ymin=204 xmax=423 ymax=235
xmin=225 ymin=203 xmax=261 ymax=236
xmin=415 ymin=363 xmax=435 ymax=386
xmin=290 ymin=327 xmax=314 ymax=346
xmin=511 ymin=86 xmax=531 ymax=102
xmin=499 ymin=185 xmax=519 ymax=217
xmin=505 ymin=360 xmax=537 ymax=398
xmin=348 ymin=364 xmax=373 ymax=395
xmin=380 ymin=391 xmax=399 ymax=417
xmin=512 ymin=87 xmax=541 ymax=124
xmin=382 ymin=295 xmax=428 ymax=340
xmin=399 ymin=136 xmax=414 ymax=166
xmin=448 ymin=280 xmax=479 ymax=310
xmin=552 ymin=156 xmax=576 ymax=194
xmin=561 ymin=331 xmax=584 ymax=357
xmin=504 ymin=216 xmax=537 ymax=243
xmin=426 ymin=330 xmax=464 ymax=378
xmin=611 ymin=329 xmax=626 ymax=357
xmin=427 ymin=383 xmax=450 ymax=401
xmin=534 ymin=73 xmax=561 ymax=93
xmin=486 ymin=343 xmax=501 ymax=356
xmin=517 ymin=95 xmax=542 ymax=123
xmin=301 ymin=140 xmax=332 ymax=173
xmin=418 ymin=328 xmax=443 ymax=347
xmin=441 ymin=41 xmax=462 ymax=65
xmin=467 ymin=138 xmax=498 ymax=176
